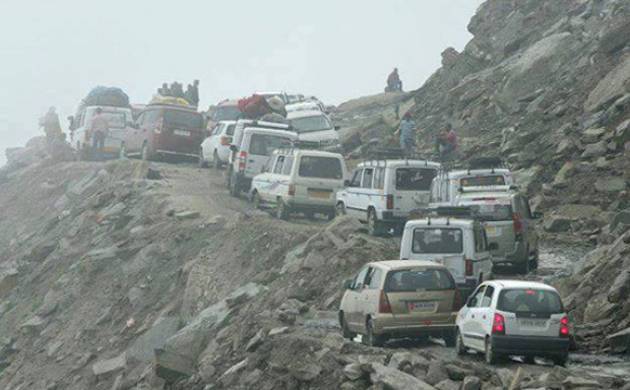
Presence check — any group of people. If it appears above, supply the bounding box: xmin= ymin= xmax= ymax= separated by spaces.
xmin=395 ymin=111 xmax=458 ymax=161
xmin=157 ymin=80 xmax=200 ymax=107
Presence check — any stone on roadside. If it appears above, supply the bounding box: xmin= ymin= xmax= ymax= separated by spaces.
xmin=581 ymin=141 xmax=607 ymax=159
xmin=343 ymin=363 xmax=364 ymax=381
xmin=175 ymin=210 xmax=200 ymax=220
xmin=290 ymin=362 xmax=322 ymax=381
xmin=92 ymin=353 xmax=127 ymax=378
xmin=435 ymin=379 xmax=460 ymax=390
xmin=20 ymin=316 xmax=46 ymax=334
xmin=595 ymin=177 xmax=626 ymax=193
xmin=0 ymin=268 xmax=18 ymax=299
xmin=461 ymin=376 xmax=481 ymax=390
xmin=268 ymin=327 xmax=289 ymax=337
xmin=127 ymin=316 xmax=180 ymax=362
xmin=581 ymin=128 xmax=607 ymax=144
xmin=245 ymin=329 xmax=265 ymax=352
xmin=425 ymin=360 xmax=449 ymax=385
xmin=154 ymin=348 xmax=195 ymax=383
xmin=146 ymin=166 xmax=162 ymax=180
xmin=562 ymin=376 xmax=602 ymax=389
xmin=607 ymin=327 xmax=630 ymax=354
xmin=369 ymin=363 xmax=435 ymax=390
xmin=544 ymin=215 xmax=572 ymax=232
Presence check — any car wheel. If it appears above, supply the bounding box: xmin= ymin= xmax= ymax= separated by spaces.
xmin=363 ymin=319 xmax=385 ymax=347
xmin=455 ymin=329 xmax=466 ymax=355
xmin=198 ymin=148 xmax=207 ymax=168
xmin=119 ymin=143 xmax=127 ymax=160
xmin=552 ymin=353 xmax=568 ymax=367
xmin=276 ymin=198 xmax=289 ymax=220
xmin=367 ymin=209 xmax=383 ymax=236
xmin=443 ymin=329 xmax=456 ymax=348
xmin=213 ymin=150 xmax=221 ymax=170
xmin=251 ymin=191 xmax=262 ymax=210
xmin=335 ymin=202 xmax=346 ymax=217
xmin=339 ymin=312 xmax=355 ymax=340
xmin=485 ymin=337 xmax=499 ymax=365
xmin=141 ymin=143 xmax=149 ymax=161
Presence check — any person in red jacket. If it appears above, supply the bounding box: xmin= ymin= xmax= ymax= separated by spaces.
xmin=436 ymin=123 xmax=458 ymax=161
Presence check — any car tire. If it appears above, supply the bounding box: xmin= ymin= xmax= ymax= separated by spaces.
xmin=363 ymin=319 xmax=385 ymax=347
xmin=552 ymin=353 xmax=568 ymax=367
xmin=485 ymin=337 xmax=499 ymax=365
xmin=141 ymin=143 xmax=149 ymax=161
xmin=444 ymin=329 xmax=456 ymax=348
xmin=455 ymin=329 xmax=466 ymax=355
xmin=335 ymin=202 xmax=346 ymax=217
xmin=339 ymin=312 xmax=355 ymax=340
xmin=213 ymin=150 xmax=221 ymax=170
xmin=198 ymin=149 xmax=207 ymax=168
xmin=367 ymin=209 xmax=383 ymax=237
xmin=276 ymin=198 xmax=289 ymax=220
xmin=251 ymin=191 xmax=262 ymax=210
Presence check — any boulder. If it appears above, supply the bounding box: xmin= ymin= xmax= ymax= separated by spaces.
xmin=369 ymin=363 xmax=436 ymax=390
xmin=608 ymin=270 xmax=630 ymax=303
xmin=544 ymin=215 xmax=572 ymax=232
xmin=581 ymin=141 xmax=607 ymax=159
xmin=595 ymin=177 xmax=626 ymax=193
xmin=425 ymin=360 xmax=449 ymax=385
xmin=290 ymin=362 xmax=322 ymax=382
xmin=610 ymin=211 xmax=630 ymax=231
xmin=154 ymin=348 xmax=195 ymax=383
xmin=584 ymin=54 xmax=630 ymax=112
xmin=553 ymin=162 xmax=575 ymax=185
xmin=434 ymin=379 xmax=460 ymax=390
xmin=343 ymin=363 xmax=364 ymax=381
xmin=245 ymin=329 xmax=265 ymax=352
xmin=0 ymin=268 xmax=18 ymax=299
xmin=581 ymin=128 xmax=608 ymax=144
xmin=608 ymin=327 xmax=630 ymax=354
xmin=127 ymin=316 xmax=180 ymax=362
xmin=92 ymin=353 xmax=127 ymax=378
xmin=461 ymin=376 xmax=481 ymax=390
xmin=562 ymin=376 xmax=602 ymax=389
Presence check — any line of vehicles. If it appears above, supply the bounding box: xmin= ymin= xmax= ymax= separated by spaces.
xmin=203 ymin=122 xmax=567 ymax=366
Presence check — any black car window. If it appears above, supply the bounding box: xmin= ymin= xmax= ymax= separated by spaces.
xmin=298 ymin=156 xmax=343 ymax=179
xmin=498 ymin=289 xmax=564 ymax=314
xmin=385 ymin=268 xmax=455 ymax=292
xmin=349 ymin=169 xmax=362 ymax=187
xmin=353 ymin=267 xmax=369 ymax=289
xmin=273 ymin=156 xmax=285 ymax=174
xmin=412 ymin=228 xmax=463 ymax=254
xmin=362 ymin=168 xmax=374 ymax=188
xmin=365 ymin=268 xmax=383 ymax=290
xmin=469 ymin=286 xmax=486 ymax=308
xmin=396 ymin=168 xmax=437 ymax=191
xmin=481 ymin=286 xmax=494 ymax=307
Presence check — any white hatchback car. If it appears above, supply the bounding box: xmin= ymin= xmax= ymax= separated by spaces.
xmin=200 ymin=120 xmax=236 ymax=168
xmin=455 ymin=280 xmax=570 ymax=366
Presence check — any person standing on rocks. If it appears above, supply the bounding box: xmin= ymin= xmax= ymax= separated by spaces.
xmin=435 ymin=123 xmax=458 ymax=161
xmin=395 ymin=112 xmax=417 ymax=157
xmin=190 ymin=79 xmax=200 ymax=107
xmin=39 ymin=107 xmax=63 ymax=144
xmin=386 ymin=68 xmax=403 ymax=92
xmin=88 ymin=107 xmax=109 ymax=160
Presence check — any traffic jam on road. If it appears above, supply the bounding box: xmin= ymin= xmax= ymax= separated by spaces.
xmin=70 ymin=85 xmax=569 ymax=367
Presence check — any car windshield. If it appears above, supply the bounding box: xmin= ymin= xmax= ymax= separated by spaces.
xmin=290 ymin=115 xmax=332 ymax=133
xmin=98 ymin=112 xmax=126 ymax=129
xmin=461 ymin=175 xmax=506 ymax=187
xmin=412 ymin=228 xmax=463 ymax=254
xmin=249 ymin=134 xmax=293 ymax=156
xmin=298 ymin=156 xmax=343 ymax=179
xmin=467 ymin=203 xmax=513 ymax=221
xmin=498 ymin=289 xmax=563 ymax=314
xmin=214 ymin=106 xmax=242 ymax=121
xmin=164 ymin=110 xmax=203 ymax=129
xmin=385 ymin=268 xmax=455 ymax=292
xmin=396 ymin=168 xmax=437 ymax=191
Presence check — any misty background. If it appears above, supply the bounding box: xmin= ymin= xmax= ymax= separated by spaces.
xmin=0 ymin=0 xmax=483 ymax=166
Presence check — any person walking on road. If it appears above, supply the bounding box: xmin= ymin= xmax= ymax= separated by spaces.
xmin=39 ymin=107 xmax=62 ymax=144
xmin=395 ymin=112 xmax=417 ymax=157
xmin=89 ymin=108 xmax=109 ymax=160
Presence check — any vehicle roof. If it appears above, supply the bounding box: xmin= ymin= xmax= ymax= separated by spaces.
xmin=445 ymin=169 xmax=512 ymax=178
xmin=405 ymin=218 xmax=476 ymax=228
xmin=273 ymin=149 xmax=343 ymax=158
xmin=368 ymin=260 xmax=448 ymax=270
xmin=243 ymin=127 xmax=297 ymax=137
xmin=143 ymin=104 xmax=199 ymax=113
xmin=287 ymin=110 xmax=327 ymax=119
xmin=358 ymin=160 xmax=441 ymax=169
xmin=486 ymin=280 xmax=558 ymax=292
xmin=217 ymin=99 xmax=239 ymax=106
xmin=236 ymin=119 xmax=291 ymax=129
xmin=84 ymin=105 xmax=131 ymax=112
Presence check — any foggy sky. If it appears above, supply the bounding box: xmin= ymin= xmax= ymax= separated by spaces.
xmin=0 ymin=0 xmax=483 ymax=165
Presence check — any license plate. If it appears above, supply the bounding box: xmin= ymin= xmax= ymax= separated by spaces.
xmin=519 ymin=319 xmax=546 ymax=328
xmin=407 ymin=302 xmax=435 ymax=312
xmin=308 ymin=190 xmax=331 ymax=199
xmin=174 ymin=129 xmax=191 ymax=137
xmin=485 ymin=226 xmax=501 ymax=237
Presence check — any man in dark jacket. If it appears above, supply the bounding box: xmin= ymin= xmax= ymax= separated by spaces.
xmin=387 ymin=68 xmax=403 ymax=92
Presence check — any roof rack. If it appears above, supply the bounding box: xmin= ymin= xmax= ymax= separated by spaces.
xmin=360 ymin=148 xmax=439 ymax=168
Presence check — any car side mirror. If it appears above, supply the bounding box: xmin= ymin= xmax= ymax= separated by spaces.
xmin=229 ymin=145 xmax=238 ymax=152
xmin=532 ymin=211 xmax=543 ymax=219
xmin=488 ymin=242 xmax=499 ymax=251
xmin=343 ymin=278 xmax=353 ymax=290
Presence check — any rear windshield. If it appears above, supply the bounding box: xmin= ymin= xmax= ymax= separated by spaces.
xmin=461 ymin=175 xmax=506 ymax=187
xmin=290 ymin=115 xmax=332 ymax=133
xmin=100 ymin=112 xmax=126 ymax=129
xmin=498 ymin=289 xmax=563 ymax=314
xmin=396 ymin=168 xmax=437 ymax=191
xmin=412 ymin=228 xmax=463 ymax=254
xmin=164 ymin=110 xmax=203 ymax=129
xmin=249 ymin=134 xmax=293 ymax=156
xmin=468 ymin=203 xmax=513 ymax=221
xmin=226 ymin=124 xmax=236 ymax=136
xmin=385 ymin=268 xmax=455 ymax=292
xmin=298 ymin=156 xmax=343 ymax=179
xmin=214 ymin=106 xmax=242 ymax=121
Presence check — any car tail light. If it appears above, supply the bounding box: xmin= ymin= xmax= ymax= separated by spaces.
xmin=453 ymin=289 xmax=463 ymax=311
xmin=386 ymin=194 xmax=394 ymax=210
xmin=288 ymin=184 xmax=296 ymax=196
xmin=560 ymin=316 xmax=570 ymax=337
xmin=220 ymin=136 xmax=231 ymax=146
xmin=513 ymin=212 xmax=523 ymax=240
xmin=238 ymin=151 xmax=247 ymax=172
xmin=492 ymin=313 xmax=505 ymax=335
xmin=378 ymin=290 xmax=392 ymax=314
xmin=465 ymin=258 xmax=473 ymax=276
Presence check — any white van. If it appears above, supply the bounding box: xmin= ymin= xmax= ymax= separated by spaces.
xmin=69 ymin=105 xmax=135 ymax=158
xmin=336 ymin=160 xmax=441 ymax=236
xmin=287 ymin=110 xmax=340 ymax=151
xmin=250 ymin=149 xmax=346 ymax=220
xmin=226 ymin=127 xmax=297 ymax=196
xmin=400 ymin=217 xmax=494 ymax=297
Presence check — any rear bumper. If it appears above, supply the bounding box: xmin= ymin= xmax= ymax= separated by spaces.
xmin=491 ymin=335 xmax=569 ymax=356
xmin=380 ymin=212 xmax=408 ymax=224
xmin=372 ymin=313 xmax=456 ymax=336
xmin=286 ymin=200 xmax=335 ymax=213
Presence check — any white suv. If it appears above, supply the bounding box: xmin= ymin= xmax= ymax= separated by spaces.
xmin=336 ymin=159 xmax=440 ymax=236
xmin=287 ymin=110 xmax=340 ymax=151
xmin=250 ymin=149 xmax=346 ymax=220
xmin=455 ymin=280 xmax=570 ymax=366
xmin=200 ymin=120 xmax=236 ymax=168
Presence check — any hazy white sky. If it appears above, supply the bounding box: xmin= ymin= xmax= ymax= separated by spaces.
xmin=0 ymin=0 xmax=483 ymax=165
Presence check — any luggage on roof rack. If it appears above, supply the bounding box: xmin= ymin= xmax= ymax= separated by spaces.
xmin=81 ymin=86 xmax=130 ymax=108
